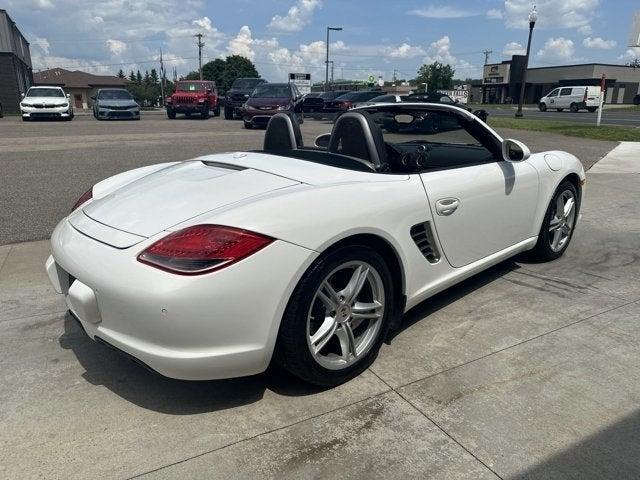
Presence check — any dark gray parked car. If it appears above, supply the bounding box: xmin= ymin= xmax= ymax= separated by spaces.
xmin=92 ymin=89 xmax=140 ymax=120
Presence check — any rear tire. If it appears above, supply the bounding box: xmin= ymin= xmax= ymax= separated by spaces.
xmin=529 ymin=181 xmax=579 ymax=262
xmin=587 ymin=107 xmax=597 ymax=113
xmin=224 ymin=107 xmax=233 ymax=120
xmin=538 ymin=103 xmax=547 ymax=112
xmin=274 ymin=245 xmax=395 ymax=386
xmin=570 ymin=103 xmax=579 ymax=113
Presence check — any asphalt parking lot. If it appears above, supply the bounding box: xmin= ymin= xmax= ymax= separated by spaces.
xmin=1 ymin=113 xmax=639 ymax=479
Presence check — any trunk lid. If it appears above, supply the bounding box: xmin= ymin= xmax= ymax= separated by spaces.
xmin=83 ymin=161 xmax=299 ymax=238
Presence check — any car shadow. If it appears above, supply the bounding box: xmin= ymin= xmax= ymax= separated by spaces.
xmin=388 ymin=259 xmax=520 ymax=342
xmin=58 ymin=258 xmax=520 ymax=413
xmin=58 ymin=313 xmax=327 ymax=415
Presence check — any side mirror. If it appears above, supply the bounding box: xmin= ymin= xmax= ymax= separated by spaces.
xmin=67 ymin=94 xmax=70 ymax=98
xmin=502 ymin=139 xmax=530 ymax=162
xmin=21 ymin=93 xmax=25 ymax=98
xmin=90 ymin=96 xmax=96 ymax=100
xmin=314 ymin=133 xmax=331 ymax=149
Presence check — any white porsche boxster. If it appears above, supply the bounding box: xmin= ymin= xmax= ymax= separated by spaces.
xmin=46 ymin=103 xmax=585 ymax=386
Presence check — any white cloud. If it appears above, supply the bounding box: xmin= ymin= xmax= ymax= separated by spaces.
xmin=409 ymin=5 xmax=478 ymax=18
xmin=503 ymin=41 xmax=525 ymax=55
xmin=618 ymin=47 xmax=640 ymax=61
xmin=422 ymin=36 xmax=478 ymax=76
xmin=227 ymin=26 xmax=255 ymax=60
xmin=536 ymin=37 xmax=575 ymax=61
xmin=487 ymin=8 xmax=503 ymax=20
xmin=382 ymin=43 xmax=427 ymax=59
xmin=105 ymin=39 xmax=127 ymax=56
xmin=31 ymin=36 xmax=51 ymax=55
xmin=582 ymin=37 xmax=616 ymax=49
xmin=268 ymin=0 xmax=322 ymax=33
xmin=503 ymin=0 xmax=599 ymax=33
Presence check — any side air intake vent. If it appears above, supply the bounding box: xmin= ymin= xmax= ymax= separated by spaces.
xmin=410 ymin=222 xmax=441 ymax=263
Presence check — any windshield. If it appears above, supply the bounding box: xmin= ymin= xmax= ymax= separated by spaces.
xmin=252 ymin=84 xmax=291 ymax=98
xmin=176 ymin=82 xmax=209 ymax=92
xmin=26 ymin=88 xmax=64 ymax=98
xmin=98 ymin=90 xmax=133 ymax=100
xmin=232 ymin=79 xmax=263 ymax=90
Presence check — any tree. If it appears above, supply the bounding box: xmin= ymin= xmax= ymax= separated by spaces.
xmin=117 ymin=69 xmax=125 ymax=79
xmin=143 ymin=70 xmax=151 ymax=86
xmin=128 ymin=70 xmax=136 ymax=83
xmin=135 ymin=70 xmax=142 ymax=84
xmin=149 ymin=68 xmax=159 ymax=85
xmin=184 ymin=55 xmax=260 ymax=94
xmin=416 ymin=62 xmax=455 ymax=91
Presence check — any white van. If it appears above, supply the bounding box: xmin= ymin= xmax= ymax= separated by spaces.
xmin=538 ymin=86 xmax=601 ymax=113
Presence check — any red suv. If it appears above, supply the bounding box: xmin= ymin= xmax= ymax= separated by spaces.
xmin=166 ymin=80 xmax=220 ymax=119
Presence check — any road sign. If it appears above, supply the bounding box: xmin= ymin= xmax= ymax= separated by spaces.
xmin=368 ymin=75 xmax=375 ymax=83
xmin=289 ymin=73 xmax=311 ymax=95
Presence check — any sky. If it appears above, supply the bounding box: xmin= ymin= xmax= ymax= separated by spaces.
xmin=4 ymin=0 xmax=640 ymax=82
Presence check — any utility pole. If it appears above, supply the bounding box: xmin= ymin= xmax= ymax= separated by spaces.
xmin=515 ymin=7 xmax=538 ymax=118
xmin=330 ymin=61 xmax=335 ymax=84
xmin=325 ymin=26 xmax=342 ymax=91
xmin=393 ymin=69 xmax=398 ymax=83
xmin=194 ymin=33 xmax=205 ymax=80
xmin=173 ymin=67 xmax=177 ymax=83
xmin=482 ymin=50 xmax=492 ymax=65
xmin=159 ymin=48 xmax=166 ymax=106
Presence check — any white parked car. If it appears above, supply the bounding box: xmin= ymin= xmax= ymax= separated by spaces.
xmin=21 ymin=86 xmax=74 ymax=121
xmin=46 ymin=104 xmax=585 ymax=386
xmin=538 ymin=86 xmax=601 ymax=113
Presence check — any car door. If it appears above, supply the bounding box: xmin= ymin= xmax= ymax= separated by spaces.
xmin=558 ymin=87 xmax=573 ymax=109
xmin=546 ymin=88 xmax=559 ymax=107
xmin=414 ymin=111 xmax=539 ymax=268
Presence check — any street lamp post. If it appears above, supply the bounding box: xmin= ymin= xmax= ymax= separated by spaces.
xmin=515 ymin=6 xmax=538 ymax=118
xmin=325 ymin=26 xmax=342 ymax=92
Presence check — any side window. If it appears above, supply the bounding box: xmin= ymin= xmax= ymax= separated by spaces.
xmin=547 ymin=89 xmax=559 ymax=97
xmin=560 ymin=88 xmax=572 ymax=96
xmin=439 ymin=95 xmax=453 ymax=103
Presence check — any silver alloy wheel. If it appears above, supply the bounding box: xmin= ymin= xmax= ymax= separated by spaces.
xmin=306 ymin=261 xmax=385 ymax=370
xmin=548 ymin=189 xmax=577 ymax=252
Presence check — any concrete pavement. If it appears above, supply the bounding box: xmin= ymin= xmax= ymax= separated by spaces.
xmin=1 ymin=139 xmax=639 ymax=478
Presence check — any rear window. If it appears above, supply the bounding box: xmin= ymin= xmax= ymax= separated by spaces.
xmin=98 ymin=90 xmax=133 ymax=100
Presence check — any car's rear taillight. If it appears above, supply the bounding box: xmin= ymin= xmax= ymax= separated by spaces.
xmin=583 ymin=89 xmax=588 ymax=103
xmin=137 ymin=225 xmax=273 ymax=275
xmin=71 ymin=188 xmax=93 ymax=212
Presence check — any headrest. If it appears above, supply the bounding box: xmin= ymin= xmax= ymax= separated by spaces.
xmin=328 ymin=110 xmax=387 ymax=171
xmin=264 ymin=113 xmax=303 ymax=151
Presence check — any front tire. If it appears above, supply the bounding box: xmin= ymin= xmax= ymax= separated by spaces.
xmin=201 ymin=104 xmax=210 ymax=119
xmin=213 ymin=104 xmax=220 ymax=117
xmin=530 ymin=181 xmax=579 ymax=261
xmin=538 ymin=103 xmax=547 ymax=112
xmin=167 ymin=108 xmax=176 ymax=119
xmin=274 ymin=245 xmax=395 ymax=387
xmin=243 ymin=120 xmax=253 ymax=129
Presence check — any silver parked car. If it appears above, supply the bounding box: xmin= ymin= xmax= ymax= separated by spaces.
xmin=92 ymin=89 xmax=140 ymax=120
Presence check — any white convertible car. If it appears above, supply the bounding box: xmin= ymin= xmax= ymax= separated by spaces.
xmin=46 ymin=104 xmax=585 ymax=386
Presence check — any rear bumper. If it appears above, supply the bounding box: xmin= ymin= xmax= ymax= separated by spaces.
xmin=46 ymin=218 xmax=317 ymax=380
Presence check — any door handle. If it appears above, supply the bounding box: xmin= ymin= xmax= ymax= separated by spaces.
xmin=435 ymin=197 xmax=460 ymax=216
